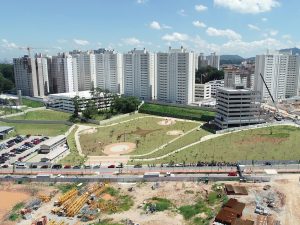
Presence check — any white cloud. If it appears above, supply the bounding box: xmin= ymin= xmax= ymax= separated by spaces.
xmin=262 ymin=17 xmax=268 ymax=22
xmin=282 ymin=34 xmax=291 ymax=40
xmin=214 ymin=0 xmax=280 ymax=14
xmin=149 ymin=21 xmax=171 ymax=30
xmin=1 ymin=39 xmax=18 ymax=49
xmin=57 ymin=39 xmax=67 ymax=44
xmin=269 ymin=29 xmax=278 ymax=36
xmin=162 ymin=32 xmax=189 ymax=42
xmin=195 ymin=4 xmax=207 ymax=12
xmin=136 ymin=0 xmax=147 ymax=4
xmin=177 ymin=9 xmax=187 ymax=16
xmin=193 ymin=21 xmax=206 ymax=28
xmin=206 ymin=27 xmax=241 ymax=40
xmin=73 ymin=39 xmax=89 ymax=46
xmin=122 ymin=37 xmax=142 ymax=45
xmin=248 ymin=24 xmax=260 ymax=31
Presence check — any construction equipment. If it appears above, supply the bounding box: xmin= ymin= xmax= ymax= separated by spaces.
xmin=259 ymin=73 xmax=283 ymax=121
xmin=38 ymin=194 xmax=51 ymax=203
xmin=66 ymin=192 xmax=89 ymax=217
xmin=18 ymin=46 xmax=51 ymax=57
xmin=48 ymin=220 xmax=68 ymax=225
xmin=31 ymin=216 xmax=47 ymax=225
xmin=55 ymin=188 xmax=78 ymax=206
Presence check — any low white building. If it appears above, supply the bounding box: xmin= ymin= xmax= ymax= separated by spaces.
xmin=207 ymin=80 xmax=224 ymax=97
xmin=194 ymin=83 xmax=211 ymax=101
xmin=46 ymin=90 xmax=116 ymax=113
xmin=39 ymin=135 xmax=66 ymax=154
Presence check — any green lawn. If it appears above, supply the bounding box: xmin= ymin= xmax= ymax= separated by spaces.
xmin=21 ymin=98 xmax=44 ymax=108
xmin=139 ymin=103 xmax=216 ymax=122
xmin=10 ymin=109 xmax=71 ymax=121
xmin=142 ymin=125 xmax=300 ymax=164
xmin=59 ymin=126 xmax=86 ymax=165
xmin=0 ymin=121 xmax=69 ymax=136
xmin=80 ymin=116 xmax=198 ymax=156
xmin=0 ymin=107 xmax=21 ymax=116
xmin=132 ymin=129 xmax=210 ymax=160
xmin=100 ymin=113 xmax=149 ymax=125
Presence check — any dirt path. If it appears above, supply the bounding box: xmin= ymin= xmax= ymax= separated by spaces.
xmin=272 ymin=174 xmax=300 ymax=224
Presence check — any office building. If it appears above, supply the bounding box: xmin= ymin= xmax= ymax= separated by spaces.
xmin=207 ymin=80 xmax=224 ymax=97
xmin=13 ymin=55 xmax=49 ymax=97
xmin=254 ymin=52 xmax=300 ymax=101
xmin=214 ymin=85 xmax=264 ymax=129
xmin=48 ymin=53 xmax=78 ymax=94
xmin=123 ymin=49 xmax=156 ymax=100
xmin=95 ymin=50 xmax=123 ymax=94
xmin=156 ymin=47 xmax=195 ymax=104
xmin=70 ymin=51 xmax=96 ymax=91
xmin=194 ymin=83 xmax=211 ymax=101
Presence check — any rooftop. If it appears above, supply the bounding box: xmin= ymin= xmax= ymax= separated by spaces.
xmin=0 ymin=126 xmax=14 ymax=133
xmin=48 ymin=91 xmax=110 ymax=99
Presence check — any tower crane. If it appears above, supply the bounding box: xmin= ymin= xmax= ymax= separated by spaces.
xmin=259 ymin=73 xmax=283 ymax=121
xmin=18 ymin=46 xmax=51 ymax=57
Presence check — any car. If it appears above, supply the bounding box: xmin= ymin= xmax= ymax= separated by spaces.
xmin=133 ymin=164 xmax=142 ymax=168
xmin=73 ymin=165 xmax=81 ymax=169
xmin=52 ymin=164 xmax=62 ymax=169
xmin=228 ymin=171 xmax=238 ymax=176
xmin=30 ymin=164 xmax=38 ymax=169
xmin=108 ymin=165 xmax=115 ymax=168
xmin=64 ymin=165 xmax=71 ymax=169
xmin=264 ymin=162 xmax=272 ymax=166
xmin=116 ymin=164 xmax=123 ymax=168
xmin=40 ymin=165 xmax=49 ymax=169
xmin=84 ymin=165 xmax=91 ymax=169
xmin=1 ymin=165 xmax=9 ymax=168
xmin=93 ymin=165 xmax=100 ymax=169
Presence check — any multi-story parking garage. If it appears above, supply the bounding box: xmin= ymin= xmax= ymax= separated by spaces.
xmin=214 ymin=85 xmax=265 ymax=129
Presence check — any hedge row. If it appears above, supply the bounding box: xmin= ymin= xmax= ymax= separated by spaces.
xmin=139 ymin=103 xmax=215 ymax=122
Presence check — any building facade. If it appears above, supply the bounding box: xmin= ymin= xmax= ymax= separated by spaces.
xmin=214 ymin=86 xmax=264 ymax=129
xmin=123 ymin=49 xmax=156 ymax=100
xmin=156 ymin=47 xmax=195 ymax=104
xmin=207 ymin=80 xmax=224 ymax=97
xmin=95 ymin=50 xmax=123 ymax=94
xmin=194 ymin=83 xmax=211 ymax=101
xmin=254 ymin=52 xmax=300 ymax=101
xmin=224 ymin=67 xmax=254 ymax=90
xmin=13 ymin=55 xmax=48 ymax=97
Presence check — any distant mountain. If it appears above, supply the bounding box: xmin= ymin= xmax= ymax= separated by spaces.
xmin=220 ymin=55 xmax=245 ymax=65
xmin=279 ymin=47 xmax=300 ymax=55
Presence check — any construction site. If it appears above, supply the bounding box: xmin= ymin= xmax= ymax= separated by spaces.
xmin=0 ymin=174 xmax=298 ymax=225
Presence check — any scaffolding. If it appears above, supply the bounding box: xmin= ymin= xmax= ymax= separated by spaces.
xmin=66 ymin=192 xmax=89 ymax=217
xmin=57 ymin=189 xmax=78 ymax=206
xmin=48 ymin=220 xmax=68 ymax=225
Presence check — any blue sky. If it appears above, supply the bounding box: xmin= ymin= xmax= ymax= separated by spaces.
xmin=0 ymin=0 xmax=299 ymax=60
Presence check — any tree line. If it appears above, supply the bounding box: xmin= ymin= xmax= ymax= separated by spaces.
xmin=195 ymin=66 xmax=224 ymax=84
xmin=0 ymin=64 xmax=15 ymax=93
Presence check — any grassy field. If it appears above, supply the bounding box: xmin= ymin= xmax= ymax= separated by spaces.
xmin=59 ymin=126 xmax=86 ymax=165
xmin=10 ymin=109 xmax=71 ymax=121
xmin=80 ymin=116 xmax=198 ymax=156
xmin=140 ymin=125 xmax=300 ymax=164
xmin=21 ymin=98 xmax=44 ymax=108
xmin=101 ymin=113 xmax=149 ymax=125
xmin=0 ymin=107 xmax=21 ymax=116
xmin=132 ymin=129 xmax=210 ymax=160
xmin=139 ymin=103 xmax=216 ymax=122
xmin=0 ymin=121 xmax=69 ymax=136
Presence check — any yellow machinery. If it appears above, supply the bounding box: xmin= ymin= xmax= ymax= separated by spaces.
xmin=48 ymin=220 xmax=68 ymax=225
xmin=66 ymin=192 xmax=89 ymax=217
xmin=62 ymin=195 xmax=78 ymax=210
xmin=57 ymin=189 xmax=78 ymax=206
xmin=38 ymin=194 xmax=51 ymax=202
xmin=97 ymin=200 xmax=117 ymax=213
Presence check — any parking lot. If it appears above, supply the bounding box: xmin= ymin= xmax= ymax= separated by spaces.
xmin=0 ymin=135 xmax=49 ymax=166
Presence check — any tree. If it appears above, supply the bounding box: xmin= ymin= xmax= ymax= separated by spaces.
xmin=72 ymin=96 xmax=80 ymax=118
xmin=112 ymin=96 xmax=141 ymax=114
xmin=0 ymin=64 xmax=15 ymax=93
xmin=195 ymin=66 xmax=224 ymax=84
xmin=82 ymin=99 xmax=97 ymax=119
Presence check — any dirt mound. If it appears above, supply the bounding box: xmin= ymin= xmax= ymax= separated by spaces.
xmin=103 ymin=142 xmax=136 ymax=155
xmin=167 ymin=130 xmax=184 ymax=136
xmin=102 ymin=193 xmax=114 ymax=201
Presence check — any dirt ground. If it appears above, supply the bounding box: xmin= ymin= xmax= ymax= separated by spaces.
xmin=157 ymin=118 xmax=176 ymax=126
xmin=166 ymin=130 xmax=184 ymax=136
xmin=103 ymin=142 xmax=136 ymax=155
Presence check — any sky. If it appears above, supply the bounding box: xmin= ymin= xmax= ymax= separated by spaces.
xmin=0 ymin=0 xmax=299 ymax=61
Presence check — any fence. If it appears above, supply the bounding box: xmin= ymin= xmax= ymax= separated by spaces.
xmin=0 ymin=118 xmax=73 ymax=126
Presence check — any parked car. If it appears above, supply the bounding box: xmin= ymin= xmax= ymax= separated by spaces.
xmin=108 ymin=165 xmax=115 ymax=168
xmin=1 ymin=165 xmax=9 ymax=168
xmin=52 ymin=164 xmax=62 ymax=169
xmin=73 ymin=165 xmax=81 ymax=169
xmin=40 ymin=165 xmax=49 ymax=169
xmin=228 ymin=171 xmax=238 ymax=176
xmin=84 ymin=165 xmax=91 ymax=169
xmin=133 ymin=164 xmax=142 ymax=168
xmin=64 ymin=165 xmax=71 ymax=169
xmin=93 ymin=165 xmax=101 ymax=169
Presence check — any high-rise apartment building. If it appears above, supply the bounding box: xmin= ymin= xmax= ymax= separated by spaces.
xmin=254 ymin=52 xmax=300 ymax=100
xmin=48 ymin=53 xmax=78 ymax=94
xmin=207 ymin=52 xmax=220 ymax=70
xmin=123 ymin=49 xmax=156 ymax=100
xmin=207 ymin=80 xmax=224 ymax=97
xmin=224 ymin=67 xmax=254 ymax=90
xmin=70 ymin=51 xmax=96 ymax=91
xmin=95 ymin=50 xmax=123 ymax=94
xmin=13 ymin=55 xmax=49 ymax=97
xmin=156 ymin=47 xmax=195 ymax=104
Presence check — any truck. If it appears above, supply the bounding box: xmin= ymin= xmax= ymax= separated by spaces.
xmin=143 ymin=172 xmax=160 ymax=178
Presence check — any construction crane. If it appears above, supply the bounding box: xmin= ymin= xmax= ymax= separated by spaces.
xmin=18 ymin=46 xmax=51 ymax=57
xmin=259 ymin=73 xmax=283 ymax=121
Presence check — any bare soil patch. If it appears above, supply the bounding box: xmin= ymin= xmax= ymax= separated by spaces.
xmin=103 ymin=142 xmax=136 ymax=155
xmin=116 ymin=127 xmax=161 ymax=140
xmin=157 ymin=118 xmax=176 ymax=126
xmin=102 ymin=193 xmax=114 ymax=201
xmin=166 ymin=130 xmax=184 ymax=136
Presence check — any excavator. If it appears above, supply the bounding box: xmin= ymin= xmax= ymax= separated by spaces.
xmin=259 ymin=73 xmax=283 ymax=121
